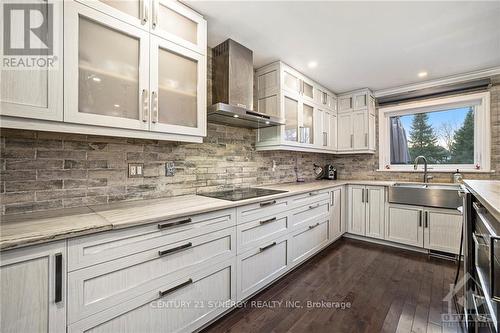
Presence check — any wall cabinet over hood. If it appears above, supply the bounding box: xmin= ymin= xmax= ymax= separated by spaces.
xmin=0 ymin=0 xmax=207 ymax=144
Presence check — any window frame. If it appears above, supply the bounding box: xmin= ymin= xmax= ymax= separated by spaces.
xmin=378 ymin=91 xmax=491 ymax=172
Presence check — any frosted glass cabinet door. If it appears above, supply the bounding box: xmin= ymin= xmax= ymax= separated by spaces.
xmin=301 ymin=103 xmax=314 ymax=145
xmin=64 ymin=1 xmax=150 ymax=130
xmin=151 ymin=0 xmax=207 ymax=55
xmin=150 ymin=37 xmax=206 ymax=136
xmin=0 ymin=0 xmax=63 ymax=121
xmin=283 ymin=95 xmax=299 ymax=142
xmin=76 ymin=0 xmax=148 ymax=29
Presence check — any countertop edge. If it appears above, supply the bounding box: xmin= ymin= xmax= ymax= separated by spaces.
xmin=463 ymin=180 xmax=500 ymax=222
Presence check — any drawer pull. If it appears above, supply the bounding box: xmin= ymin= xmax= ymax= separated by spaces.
xmin=259 ymin=242 xmax=277 ymax=252
xmin=159 ymin=278 xmax=193 ymax=298
xmin=309 ymin=203 xmax=320 ymax=209
xmin=55 ymin=253 xmax=63 ymax=303
xmin=309 ymin=222 xmax=321 ymax=229
xmin=158 ymin=218 xmax=192 ymax=229
xmin=260 ymin=200 xmax=276 ymax=207
xmin=309 ymin=191 xmax=319 ymax=196
xmin=158 ymin=242 xmax=193 ymax=257
xmin=260 ymin=217 xmax=277 ymax=225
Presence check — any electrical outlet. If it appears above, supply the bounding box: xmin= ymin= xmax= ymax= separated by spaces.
xmin=128 ymin=163 xmax=144 ymax=178
xmin=165 ymin=162 xmax=175 ymax=177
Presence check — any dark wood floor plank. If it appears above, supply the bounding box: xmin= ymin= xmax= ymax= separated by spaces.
xmin=201 ymin=239 xmax=461 ymax=333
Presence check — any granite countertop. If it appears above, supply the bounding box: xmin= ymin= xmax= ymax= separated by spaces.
xmin=1 ymin=180 xmax=396 ymax=251
xmin=464 ymin=180 xmax=500 ymax=222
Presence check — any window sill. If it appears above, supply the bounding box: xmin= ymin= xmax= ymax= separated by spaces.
xmin=375 ymin=169 xmax=495 ymax=174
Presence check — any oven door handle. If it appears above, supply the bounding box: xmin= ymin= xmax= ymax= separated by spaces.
xmin=491 ymin=236 xmax=500 ymax=302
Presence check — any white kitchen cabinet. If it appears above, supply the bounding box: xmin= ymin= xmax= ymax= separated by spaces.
xmin=365 ymin=187 xmax=385 ymax=239
xmin=0 ymin=241 xmax=66 ymax=333
xmin=347 ymin=185 xmax=366 ymax=235
xmin=347 ymin=185 xmax=385 ymax=239
xmin=0 ymin=0 xmax=63 ymax=122
xmin=338 ymin=112 xmax=353 ymax=150
xmin=236 ymin=235 xmax=289 ymax=301
xmin=75 ymin=0 xmax=147 ymax=29
xmin=386 ymin=204 xmax=462 ymax=254
xmin=423 ymin=208 xmax=462 ymax=255
xmin=68 ymin=258 xmax=236 ymax=333
xmin=255 ymin=61 xmax=337 ymax=154
xmin=338 ymin=95 xmax=353 ymax=112
xmin=329 ymin=187 xmax=344 ymax=240
xmin=151 ymin=0 xmax=207 ymax=54
xmin=290 ymin=218 xmax=329 ymax=267
xmin=150 ymin=36 xmax=206 ymax=137
xmin=64 ymin=1 xmax=151 ymax=131
xmin=386 ymin=205 xmax=424 ymax=247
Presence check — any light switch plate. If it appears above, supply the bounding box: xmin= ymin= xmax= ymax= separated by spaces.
xmin=128 ymin=163 xmax=144 ymax=178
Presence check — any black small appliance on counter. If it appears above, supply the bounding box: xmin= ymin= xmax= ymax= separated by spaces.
xmin=314 ymin=164 xmax=337 ymax=180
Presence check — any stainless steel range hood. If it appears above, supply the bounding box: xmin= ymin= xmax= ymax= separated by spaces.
xmin=208 ymin=39 xmax=284 ymax=129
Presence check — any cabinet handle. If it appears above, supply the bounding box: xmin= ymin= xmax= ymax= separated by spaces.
xmin=55 ymin=253 xmax=63 ymax=303
xmin=309 ymin=191 xmax=319 ymax=196
xmin=361 ymin=189 xmax=365 ymax=203
xmin=260 ymin=217 xmax=277 ymax=225
xmin=142 ymin=89 xmax=149 ymax=122
xmin=309 ymin=222 xmax=321 ymax=229
xmin=365 ymin=133 xmax=368 ymax=147
xmin=323 ymin=132 xmax=327 ymax=146
xmin=260 ymin=200 xmax=276 ymax=207
xmin=365 ymin=189 xmax=369 ymax=203
xmin=159 ymin=278 xmax=193 ymax=298
xmin=151 ymin=91 xmax=158 ymax=123
xmin=331 ymin=191 xmax=334 ymax=206
xmin=141 ymin=0 xmax=148 ymax=24
xmin=158 ymin=218 xmax=192 ymax=229
xmin=152 ymin=0 xmax=158 ymax=28
xmin=350 ymin=134 xmax=353 ymax=148
xmin=424 ymin=211 xmax=428 ymax=228
xmin=259 ymin=242 xmax=277 ymax=252
xmin=158 ymin=242 xmax=192 ymax=257
xmin=309 ymin=203 xmax=320 ymax=209
xmin=418 ymin=211 xmax=422 ymax=227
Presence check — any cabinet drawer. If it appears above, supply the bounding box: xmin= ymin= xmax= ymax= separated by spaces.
xmin=290 ymin=200 xmax=329 ymax=230
xmin=237 ymin=197 xmax=289 ymax=225
xmin=68 ymin=257 xmax=236 ymax=333
xmin=236 ymin=235 xmax=289 ymax=301
xmin=237 ymin=212 xmax=290 ymax=254
xmin=68 ymin=227 xmax=235 ymax=324
xmin=68 ymin=208 xmax=235 ymax=271
xmin=289 ymin=190 xmax=330 ymax=209
xmin=290 ymin=218 xmax=329 ymax=267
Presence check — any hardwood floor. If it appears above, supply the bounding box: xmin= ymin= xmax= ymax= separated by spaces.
xmin=202 ymin=238 xmax=464 ymax=333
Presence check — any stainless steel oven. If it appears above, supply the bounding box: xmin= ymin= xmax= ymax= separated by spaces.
xmin=472 ymin=201 xmax=500 ymax=332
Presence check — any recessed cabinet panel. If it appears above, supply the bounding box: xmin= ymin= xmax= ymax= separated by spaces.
xmin=352 ymin=111 xmax=368 ymax=149
xmin=150 ymin=37 xmax=206 ymax=136
xmin=339 ymin=96 xmax=352 ymax=112
xmin=0 ymin=0 xmax=63 ymax=121
xmin=152 ymin=0 xmax=207 ymax=55
xmin=301 ymin=103 xmax=314 ymax=144
xmin=386 ymin=205 xmax=423 ymax=247
xmin=302 ymin=81 xmax=314 ymax=100
xmin=100 ymin=0 xmax=141 ymax=19
xmin=64 ymin=2 xmax=150 ymax=130
xmin=338 ymin=113 xmax=352 ymax=149
xmin=284 ymin=95 xmax=299 ymax=142
xmin=283 ymin=71 xmax=301 ymax=94
xmin=80 ymin=0 xmax=146 ymax=28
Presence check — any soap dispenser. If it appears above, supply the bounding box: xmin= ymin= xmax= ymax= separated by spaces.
xmin=453 ymin=169 xmax=463 ymax=183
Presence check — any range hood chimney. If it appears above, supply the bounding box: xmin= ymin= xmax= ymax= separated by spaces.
xmin=208 ymin=39 xmax=284 ymax=128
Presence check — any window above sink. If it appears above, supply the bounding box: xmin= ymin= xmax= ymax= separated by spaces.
xmin=378 ymin=91 xmax=491 ymax=172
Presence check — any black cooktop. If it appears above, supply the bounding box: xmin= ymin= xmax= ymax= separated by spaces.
xmin=199 ymin=188 xmax=288 ymax=201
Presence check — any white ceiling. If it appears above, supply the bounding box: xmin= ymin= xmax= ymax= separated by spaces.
xmin=185 ymin=1 xmax=500 ymax=93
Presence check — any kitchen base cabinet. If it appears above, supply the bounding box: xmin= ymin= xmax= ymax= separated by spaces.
xmin=329 ymin=187 xmax=344 ymax=241
xmin=68 ymin=258 xmax=237 ymax=333
xmin=347 ymin=185 xmax=385 ymax=239
xmin=386 ymin=205 xmax=423 ymax=247
xmin=424 ymin=208 xmax=462 ymax=255
xmin=386 ymin=204 xmax=462 ymax=254
xmin=347 ymin=185 xmax=366 ymax=235
xmin=290 ymin=218 xmax=329 ymax=267
xmin=236 ymin=235 xmax=289 ymax=301
xmin=0 ymin=241 xmax=66 ymax=333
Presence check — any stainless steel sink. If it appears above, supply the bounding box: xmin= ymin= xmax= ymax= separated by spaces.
xmin=389 ymin=183 xmax=462 ymax=209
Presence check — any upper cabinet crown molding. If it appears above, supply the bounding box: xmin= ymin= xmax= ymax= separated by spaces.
xmin=1 ymin=0 xmax=207 ymax=143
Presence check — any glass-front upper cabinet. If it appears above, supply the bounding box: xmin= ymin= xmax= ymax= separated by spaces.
xmin=151 ymin=0 xmax=207 ymax=55
xmin=300 ymin=102 xmax=314 ymax=145
xmin=283 ymin=94 xmax=299 ymax=142
xmin=0 ymin=0 xmax=63 ymax=121
xmin=301 ymin=80 xmax=314 ymax=103
xmin=150 ymin=36 xmax=206 ymax=136
xmin=77 ymin=0 xmax=149 ymax=29
xmin=283 ymin=70 xmax=301 ymax=95
xmin=64 ymin=1 xmax=150 ymax=130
